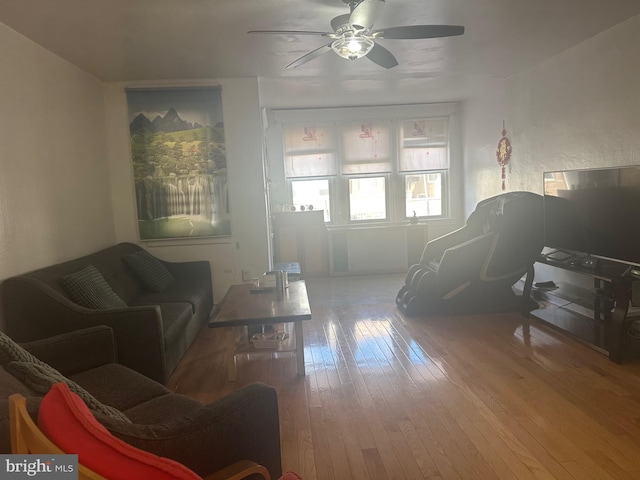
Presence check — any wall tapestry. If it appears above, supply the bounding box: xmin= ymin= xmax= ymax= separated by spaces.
xmin=126 ymin=87 xmax=229 ymax=240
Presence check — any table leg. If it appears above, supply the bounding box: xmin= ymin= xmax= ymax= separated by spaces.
xmin=227 ymin=326 xmax=241 ymax=381
xmin=608 ymin=281 xmax=630 ymax=364
xmin=295 ymin=321 xmax=305 ymax=376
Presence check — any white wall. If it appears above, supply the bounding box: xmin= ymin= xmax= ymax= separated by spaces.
xmin=465 ymin=15 xmax=640 ymax=205
xmin=103 ymin=78 xmax=269 ymax=299
xmin=463 ymin=15 xmax=640 ymax=285
xmin=0 ymin=23 xmax=115 ymax=283
xmin=460 ymin=77 xmax=507 ymax=214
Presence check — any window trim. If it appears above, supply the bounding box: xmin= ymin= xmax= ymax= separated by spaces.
xmin=402 ymin=170 xmax=448 ymax=219
xmin=266 ymin=103 xmax=462 ymax=228
xmin=288 ymin=177 xmax=333 ymax=222
xmin=346 ymin=174 xmax=390 ymax=224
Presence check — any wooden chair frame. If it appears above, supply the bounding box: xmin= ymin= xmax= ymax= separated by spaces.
xmin=9 ymin=394 xmax=270 ymax=480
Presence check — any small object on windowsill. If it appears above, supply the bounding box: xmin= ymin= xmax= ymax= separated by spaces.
xmin=410 ymin=211 xmax=419 ymax=224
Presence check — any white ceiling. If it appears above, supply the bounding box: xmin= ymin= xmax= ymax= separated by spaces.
xmin=1 ymin=0 xmax=639 ymax=102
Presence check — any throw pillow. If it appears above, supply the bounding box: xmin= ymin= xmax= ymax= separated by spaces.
xmin=38 ymin=383 xmax=201 ymax=480
xmin=279 ymin=473 xmax=303 ymax=480
xmin=59 ymin=265 xmax=128 ymax=310
xmin=6 ymin=361 xmax=131 ymax=423
xmin=0 ymin=331 xmax=41 ymax=366
xmin=123 ymin=250 xmax=175 ymax=293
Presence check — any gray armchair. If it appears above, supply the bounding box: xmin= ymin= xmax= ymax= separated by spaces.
xmin=0 ymin=326 xmax=282 ymax=478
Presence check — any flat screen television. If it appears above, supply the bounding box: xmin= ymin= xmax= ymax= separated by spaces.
xmin=543 ymin=165 xmax=640 ymax=266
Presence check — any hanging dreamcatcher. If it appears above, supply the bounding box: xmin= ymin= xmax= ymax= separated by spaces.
xmin=495 ymin=122 xmax=512 ymax=190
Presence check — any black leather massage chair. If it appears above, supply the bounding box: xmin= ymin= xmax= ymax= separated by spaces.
xmin=396 ymin=191 xmax=544 ymax=316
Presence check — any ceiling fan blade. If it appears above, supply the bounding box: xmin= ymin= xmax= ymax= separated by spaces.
xmin=349 ymin=0 xmax=385 ymax=30
xmin=286 ymin=43 xmax=334 ymax=69
xmin=330 ymin=14 xmax=351 ymax=32
xmin=248 ymin=29 xmax=332 ymax=36
xmin=373 ymin=25 xmax=464 ymax=39
xmin=365 ymin=43 xmax=398 ymax=69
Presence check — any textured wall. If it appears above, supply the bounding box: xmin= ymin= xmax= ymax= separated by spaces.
xmin=0 ymin=23 xmax=115 ymax=283
xmin=463 ymin=15 xmax=640 ymax=286
xmin=464 ymin=15 xmax=640 ymax=212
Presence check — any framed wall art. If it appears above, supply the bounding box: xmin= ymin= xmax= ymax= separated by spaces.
xmin=126 ymin=86 xmax=230 ymax=240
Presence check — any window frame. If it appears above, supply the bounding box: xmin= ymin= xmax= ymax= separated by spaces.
xmin=288 ymin=176 xmax=334 ymax=222
xmin=267 ymin=103 xmax=462 ymax=228
xmin=401 ymin=170 xmax=448 ymax=219
xmin=346 ymin=174 xmax=390 ymax=224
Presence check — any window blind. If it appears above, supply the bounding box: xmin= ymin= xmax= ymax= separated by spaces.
xmin=283 ymin=125 xmax=336 ymax=177
xmin=398 ymin=118 xmax=449 ymax=172
xmin=341 ymin=122 xmax=391 ymax=174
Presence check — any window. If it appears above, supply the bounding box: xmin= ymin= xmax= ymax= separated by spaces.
xmin=270 ymin=104 xmax=458 ymax=226
xmin=349 ymin=177 xmax=387 ymax=221
xmin=405 ymin=173 xmax=442 ymax=217
xmin=291 ymin=179 xmax=331 ymax=221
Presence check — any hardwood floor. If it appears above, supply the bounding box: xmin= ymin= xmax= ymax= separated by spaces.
xmin=168 ymin=274 xmax=640 ymax=479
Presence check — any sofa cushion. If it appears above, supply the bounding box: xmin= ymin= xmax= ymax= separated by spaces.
xmin=59 ymin=265 xmax=128 ymax=310
xmin=132 ymin=274 xmax=212 ymax=315
xmin=123 ymin=250 xmax=175 ymax=293
xmin=1 ymin=330 xmax=128 ymax=422
xmin=38 ymin=383 xmax=201 ymax=480
xmin=69 ymin=364 xmax=171 ymax=412
xmin=280 ymin=473 xmax=303 ymax=480
xmin=6 ymin=361 xmax=131 ymax=423
xmin=0 ymin=366 xmax=37 ymax=398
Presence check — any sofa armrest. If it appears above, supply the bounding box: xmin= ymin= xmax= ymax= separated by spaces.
xmin=20 ymin=326 xmax=117 ymax=376
xmin=102 ymin=383 xmax=282 ymax=479
xmin=2 ymin=277 xmax=167 ymax=384
xmin=436 ymin=232 xmax=496 ymax=292
xmin=75 ymin=307 xmax=167 ymax=384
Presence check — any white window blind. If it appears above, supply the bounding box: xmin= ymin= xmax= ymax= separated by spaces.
xmin=399 ymin=118 xmax=449 ymax=172
xmin=283 ymin=125 xmax=336 ymax=178
xmin=341 ymin=122 xmax=391 ymax=174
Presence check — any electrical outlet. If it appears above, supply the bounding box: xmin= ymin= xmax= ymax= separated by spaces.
xmin=241 ymin=270 xmax=251 ymax=281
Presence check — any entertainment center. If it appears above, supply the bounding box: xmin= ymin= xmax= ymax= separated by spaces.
xmin=529 ymin=165 xmax=640 ymax=362
xmin=530 ymin=252 xmax=634 ymax=362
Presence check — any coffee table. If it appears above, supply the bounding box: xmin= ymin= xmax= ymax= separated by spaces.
xmin=208 ymin=280 xmax=312 ymax=381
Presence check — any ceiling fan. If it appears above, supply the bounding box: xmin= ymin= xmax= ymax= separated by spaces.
xmin=248 ymin=0 xmax=464 ymax=69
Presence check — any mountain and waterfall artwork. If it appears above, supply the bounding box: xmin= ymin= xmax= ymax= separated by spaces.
xmin=126 ymin=87 xmax=229 ymax=240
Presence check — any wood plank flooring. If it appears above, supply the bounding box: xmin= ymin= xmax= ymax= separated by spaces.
xmin=168 ymin=275 xmax=640 ymax=480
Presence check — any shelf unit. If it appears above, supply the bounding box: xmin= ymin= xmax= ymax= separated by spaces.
xmin=529 ymin=253 xmax=633 ymax=362
xmin=272 ymin=210 xmax=328 ymax=277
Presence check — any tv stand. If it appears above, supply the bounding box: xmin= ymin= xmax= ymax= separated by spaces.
xmin=529 ymin=253 xmax=632 ymax=363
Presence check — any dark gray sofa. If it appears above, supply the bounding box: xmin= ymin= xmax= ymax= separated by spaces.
xmin=0 ymin=326 xmax=282 ymax=478
xmin=1 ymin=242 xmax=213 ymax=384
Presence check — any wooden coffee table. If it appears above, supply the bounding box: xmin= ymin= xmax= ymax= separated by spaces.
xmin=208 ymin=280 xmax=312 ymax=381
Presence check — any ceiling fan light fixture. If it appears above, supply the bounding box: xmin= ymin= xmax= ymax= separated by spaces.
xmin=331 ymin=36 xmax=374 ymax=60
